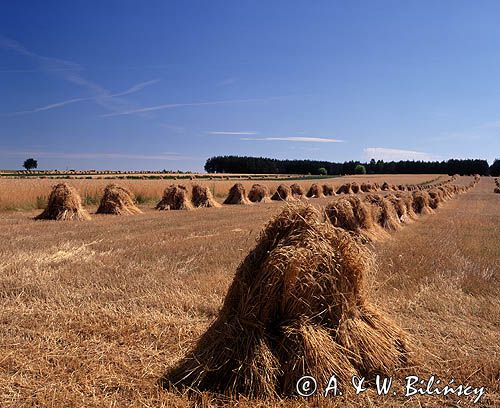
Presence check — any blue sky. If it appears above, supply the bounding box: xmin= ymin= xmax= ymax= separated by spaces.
xmin=1 ymin=0 xmax=499 ymax=171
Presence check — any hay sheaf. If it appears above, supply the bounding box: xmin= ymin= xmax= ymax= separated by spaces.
xmin=306 ymin=183 xmax=324 ymax=198
xmin=248 ymin=184 xmax=272 ymax=203
xmin=191 ymin=184 xmax=221 ymax=208
xmin=271 ymin=184 xmax=295 ymax=201
xmin=494 ymin=187 xmax=500 ymax=194
xmin=412 ymin=191 xmax=434 ymax=215
xmin=381 ymin=182 xmax=390 ymax=191
xmin=325 ymin=196 xmax=383 ymax=240
xmin=96 ymin=184 xmax=142 ymax=215
xmin=156 ymin=185 xmax=193 ymax=210
xmin=385 ymin=194 xmax=411 ymax=224
xmin=350 ymin=182 xmax=360 ymax=194
xmin=395 ymin=193 xmax=417 ymax=221
xmin=360 ymin=182 xmax=373 ymax=193
xmin=290 ymin=183 xmax=305 ymax=198
xmin=336 ymin=183 xmax=353 ymax=194
xmin=35 ymin=183 xmax=91 ymax=221
xmin=363 ymin=194 xmax=401 ymax=231
xmin=322 ymin=184 xmax=335 ymax=196
xmin=224 ymin=183 xmax=251 ymax=205
xmin=427 ymin=189 xmax=444 ymax=210
xmin=162 ymin=204 xmax=409 ymax=397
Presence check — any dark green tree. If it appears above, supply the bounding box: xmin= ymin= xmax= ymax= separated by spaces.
xmin=318 ymin=167 xmax=328 ymax=175
xmin=23 ymin=158 xmax=38 ymax=170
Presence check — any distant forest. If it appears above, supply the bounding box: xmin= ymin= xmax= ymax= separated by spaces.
xmin=205 ymin=155 xmax=498 ymax=176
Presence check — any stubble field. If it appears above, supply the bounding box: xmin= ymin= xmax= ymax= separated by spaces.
xmin=0 ymin=174 xmax=498 ymax=407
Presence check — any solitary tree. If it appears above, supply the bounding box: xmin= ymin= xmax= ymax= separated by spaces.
xmin=318 ymin=167 xmax=328 ymax=176
xmin=23 ymin=158 xmax=38 ymax=171
xmin=354 ymin=164 xmax=366 ymax=174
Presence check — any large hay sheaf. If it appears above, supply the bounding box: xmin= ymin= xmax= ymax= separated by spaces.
xmin=322 ymin=184 xmax=335 ymax=196
xmin=35 ymin=183 xmax=91 ymax=221
xmin=162 ymin=204 xmax=409 ymax=397
xmin=191 ymin=184 xmax=221 ymax=208
xmin=271 ymin=184 xmax=295 ymax=201
xmin=325 ymin=196 xmax=382 ymax=240
xmin=385 ymin=194 xmax=411 ymax=224
xmin=96 ymin=184 xmax=142 ymax=215
xmin=248 ymin=184 xmax=272 ymax=203
xmin=306 ymin=183 xmax=324 ymax=198
xmin=363 ymin=194 xmax=401 ymax=231
xmin=412 ymin=191 xmax=434 ymax=215
xmin=360 ymin=182 xmax=374 ymax=193
xmin=224 ymin=183 xmax=251 ymax=205
xmin=427 ymin=189 xmax=444 ymax=209
xmin=336 ymin=183 xmax=353 ymax=194
xmin=290 ymin=183 xmax=305 ymax=198
xmin=156 ymin=185 xmax=193 ymax=210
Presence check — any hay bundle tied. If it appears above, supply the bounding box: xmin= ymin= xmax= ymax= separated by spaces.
xmin=248 ymin=184 xmax=271 ymax=203
xmin=322 ymin=184 xmax=335 ymax=196
xmin=156 ymin=185 xmax=193 ymax=210
xmin=191 ymin=184 xmax=221 ymax=208
xmin=412 ymin=191 xmax=433 ymax=215
xmin=395 ymin=193 xmax=417 ymax=220
xmin=326 ymin=196 xmax=382 ymax=240
xmin=290 ymin=183 xmax=306 ymax=198
xmin=381 ymin=181 xmax=390 ymax=191
xmin=494 ymin=187 xmax=500 ymax=194
xmin=385 ymin=194 xmax=411 ymax=223
xmin=224 ymin=183 xmax=251 ymax=205
xmin=162 ymin=204 xmax=409 ymax=397
xmin=306 ymin=183 xmax=324 ymax=198
xmin=360 ymin=182 xmax=373 ymax=192
xmin=96 ymin=184 xmax=142 ymax=215
xmin=35 ymin=183 xmax=90 ymax=221
xmin=427 ymin=189 xmax=443 ymax=209
xmin=271 ymin=184 xmax=295 ymax=201
xmin=351 ymin=182 xmax=360 ymax=193
xmin=336 ymin=182 xmax=353 ymax=194
xmin=363 ymin=194 xmax=401 ymax=231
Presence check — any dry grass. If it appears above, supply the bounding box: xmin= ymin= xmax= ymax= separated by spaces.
xmin=0 ymin=175 xmax=497 ymax=406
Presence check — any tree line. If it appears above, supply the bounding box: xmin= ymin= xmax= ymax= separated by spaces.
xmin=205 ymin=155 xmax=496 ymax=176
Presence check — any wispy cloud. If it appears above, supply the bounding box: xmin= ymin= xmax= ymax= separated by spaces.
xmin=110 ymin=79 xmax=160 ymax=97
xmin=363 ymin=147 xmax=439 ymax=161
xmin=3 ymin=79 xmax=160 ymax=116
xmin=0 ymin=149 xmax=191 ymax=161
xmin=102 ymin=96 xmax=283 ymax=117
xmin=0 ymin=35 xmax=158 ymax=116
xmin=6 ymin=97 xmax=90 ymax=115
xmin=208 ymin=131 xmax=258 ymax=135
xmin=241 ymin=137 xmax=344 ymax=143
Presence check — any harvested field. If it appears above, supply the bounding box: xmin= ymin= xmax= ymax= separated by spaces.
xmin=0 ymin=176 xmax=497 ymax=407
xmin=0 ymin=174 xmax=446 ymax=211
